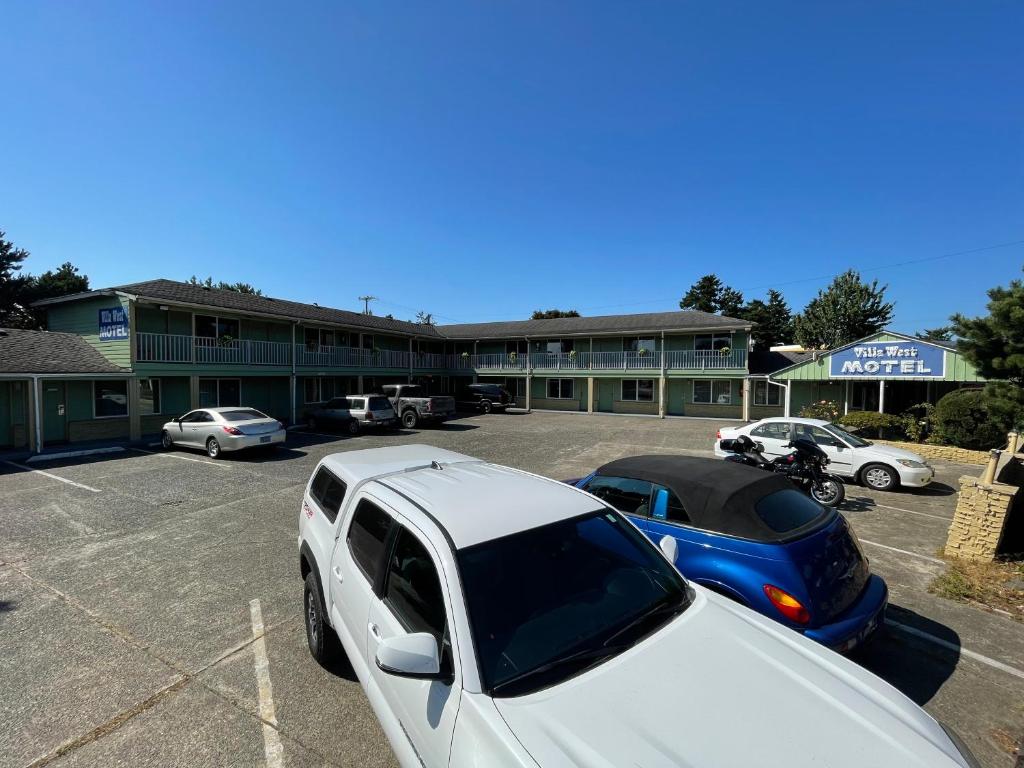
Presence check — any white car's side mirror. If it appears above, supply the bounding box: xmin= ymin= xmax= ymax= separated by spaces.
xmin=376 ymin=632 xmax=444 ymax=679
xmin=658 ymin=535 xmax=678 ymax=564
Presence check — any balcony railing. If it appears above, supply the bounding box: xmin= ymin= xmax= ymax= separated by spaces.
xmin=135 ymin=333 xmax=747 ymax=372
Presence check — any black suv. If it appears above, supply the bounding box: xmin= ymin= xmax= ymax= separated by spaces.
xmin=456 ymin=383 xmax=514 ymax=414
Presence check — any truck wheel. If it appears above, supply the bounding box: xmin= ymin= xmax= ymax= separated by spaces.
xmin=304 ymin=572 xmax=336 ymax=666
xmin=161 ymin=430 xmax=173 ymax=450
xmin=862 ymin=463 xmax=898 ymax=491
xmin=402 ymin=410 xmax=419 ymax=429
xmin=206 ymin=437 xmax=221 ymax=459
xmin=481 ymin=400 xmax=493 ymax=414
xmin=346 ymin=419 xmax=360 ymax=436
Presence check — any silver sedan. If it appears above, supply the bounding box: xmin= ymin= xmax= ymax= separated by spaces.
xmin=161 ymin=407 xmax=286 ymax=458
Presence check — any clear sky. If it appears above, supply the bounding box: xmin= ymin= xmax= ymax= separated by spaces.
xmin=2 ymin=2 xmax=1021 ymax=332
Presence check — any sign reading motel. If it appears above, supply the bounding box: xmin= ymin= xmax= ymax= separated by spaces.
xmin=828 ymin=340 xmax=946 ymax=379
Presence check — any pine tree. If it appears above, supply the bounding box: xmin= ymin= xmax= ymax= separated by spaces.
xmin=794 ymin=271 xmax=894 ymax=349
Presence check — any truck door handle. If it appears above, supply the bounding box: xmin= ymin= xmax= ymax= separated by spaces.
xmin=332 ymin=566 xmax=343 ymax=582
xmin=368 ymin=622 xmax=381 ymax=639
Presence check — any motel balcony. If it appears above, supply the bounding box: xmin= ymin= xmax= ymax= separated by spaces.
xmin=135 ymin=333 xmax=747 ymax=373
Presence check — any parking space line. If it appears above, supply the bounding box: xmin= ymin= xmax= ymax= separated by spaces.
xmin=886 ymin=619 xmax=1024 ymax=681
xmin=249 ymin=599 xmax=284 ymax=768
xmin=871 ymin=503 xmax=951 ymax=522
xmin=3 ymin=461 xmax=102 ymax=493
xmin=858 ymin=539 xmax=945 ymax=565
xmin=127 ymin=447 xmax=231 ymax=470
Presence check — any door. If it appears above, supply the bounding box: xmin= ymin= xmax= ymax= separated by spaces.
xmin=367 ymin=522 xmax=462 ymax=768
xmin=329 ymin=496 xmax=395 ymax=664
xmin=749 ymin=420 xmax=792 ymax=459
xmin=43 ymin=382 xmax=67 ymax=444
xmin=795 ymin=424 xmax=855 ymax=476
xmin=598 ymin=379 xmax=614 ymax=412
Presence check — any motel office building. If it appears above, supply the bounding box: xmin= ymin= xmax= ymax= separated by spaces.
xmin=0 ymin=281 xmax=984 ymax=453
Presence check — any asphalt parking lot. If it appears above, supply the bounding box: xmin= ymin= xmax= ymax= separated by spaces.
xmin=2 ymin=412 xmax=1022 ymax=768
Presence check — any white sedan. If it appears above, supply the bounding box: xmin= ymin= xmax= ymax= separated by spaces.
xmin=297 ymin=445 xmax=976 ymax=767
xmin=161 ymin=407 xmax=285 ymax=458
xmin=716 ymin=417 xmax=933 ymax=490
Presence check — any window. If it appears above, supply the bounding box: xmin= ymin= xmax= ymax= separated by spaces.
xmin=694 ymin=334 xmax=732 ymax=352
xmin=547 ymin=378 xmax=574 ymax=399
xmin=583 ymin=475 xmax=655 ymax=515
xmin=347 ymin=499 xmax=393 ymax=582
xmin=621 ymin=379 xmax=655 ymax=402
xmin=751 ymin=421 xmax=791 ymax=440
xmin=539 ymin=339 xmax=573 ymax=354
xmin=623 ymin=337 xmax=656 ymax=354
xmin=651 ymin=484 xmax=690 ymax=524
xmin=221 ymin=409 xmax=269 ymax=421
xmin=195 ymin=315 xmax=240 ymax=340
xmin=754 ymin=489 xmax=828 ymax=534
xmin=383 ymin=528 xmax=446 ymax=644
xmin=753 ymin=380 xmax=781 ymax=406
xmin=309 ymin=467 xmax=347 ymax=524
xmin=199 ymin=378 xmax=240 ymax=408
xmin=139 ymin=378 xmax=161 ymax=415
xmin=361 ymin=334 xmax=374 ymax=350
xmin=793 ymin=423 xmax=842 ymax=448
xmin=304 ymin=377 xmax=334 ymax=404
xmin=368 ymin=396 xmax=393 ymax=411
xmin=94 ymin=381 xmax=129 ymax=417
xmin=693 ymin=379 xmax=732 ymax=404
xmin=305 ymin=328 xmax=342 ymax=350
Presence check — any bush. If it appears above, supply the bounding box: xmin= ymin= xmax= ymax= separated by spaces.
xmin=933 ymin=389 xmax=1009 ymax=450
xmin=837 ymin=410 xmax=903 ymax=439
xmin=900 ymin=402 xmax=935 ymax=443
xmin=799 ymin=400 xmax=841 ymax=421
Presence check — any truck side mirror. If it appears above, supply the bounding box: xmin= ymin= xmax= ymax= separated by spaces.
xmin=375 ymin=633 xmax=445 ymax=680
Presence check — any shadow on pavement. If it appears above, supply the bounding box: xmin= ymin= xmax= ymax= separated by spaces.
xmin=853 ymin=603 xmax=960 ymax=706
xmin=318 ymin=642 xmax=359 ymax=683
xmin=911 ymin=482 xmax=957 ymax=497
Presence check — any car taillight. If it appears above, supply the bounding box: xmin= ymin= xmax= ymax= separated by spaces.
xmin=763 ymin=585 xmax=810 ymax=624
xmin=716 ymin=430 xmax=722 ymax=439
xmin=222 ymin=426 xmax=243 ymax=436
xmin=366 ymin=412 xmax=374 ymax=421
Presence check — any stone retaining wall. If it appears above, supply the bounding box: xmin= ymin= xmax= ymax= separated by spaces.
xmin=876 ymin=440 xmax=989 ymax=466
xmin=944 ymin=476 xmax=1018 ymax=562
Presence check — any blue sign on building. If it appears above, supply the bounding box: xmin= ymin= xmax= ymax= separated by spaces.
xmin=829 ymin=339 xmax=945 ymax=378
xmin=98 ymin=307 xmax=129 ymax=341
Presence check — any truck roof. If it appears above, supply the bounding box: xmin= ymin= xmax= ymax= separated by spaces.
xmin=319 ymin=445 xmax=600 ymax=548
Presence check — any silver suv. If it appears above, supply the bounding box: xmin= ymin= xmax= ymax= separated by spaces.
xmin=305 ymin=395 xmax=397 ymax=435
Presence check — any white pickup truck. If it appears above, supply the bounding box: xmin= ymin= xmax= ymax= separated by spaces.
xmin=297 ymin=445 xmax=977 ymax=768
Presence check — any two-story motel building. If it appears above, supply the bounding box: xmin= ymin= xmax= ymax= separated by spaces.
xmin=1 ymin=279 xmax=778 ymax=452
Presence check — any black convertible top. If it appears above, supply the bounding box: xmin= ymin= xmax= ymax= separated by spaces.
xmin=595 ymin=454 xmax=828 ymax=542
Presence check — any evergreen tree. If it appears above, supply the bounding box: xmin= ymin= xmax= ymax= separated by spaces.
xmin=741 ymin=289 xmax=794 ymax=351
xmin=531 ymin=309 xmax=580 ymax=319
xmin=794 ymin=270 xmax=894 ymax=349
xmin=21 ymin=262 xmax=90 ymax=328
xmin=0 ymin=230 xmax=32 ymax=328
xmin=679 ymin=275 xmax=744 ymax=317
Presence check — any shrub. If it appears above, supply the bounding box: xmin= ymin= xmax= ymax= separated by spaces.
xmin=799 ymin=400 xmax=841 ymax=421
xmin=933 ymin=389 xmax=1009 ymax=450
xmin=900 ymin=402 xmax=935 ymax=443
xmin=837 ymin=410 xmax=903 ymax=439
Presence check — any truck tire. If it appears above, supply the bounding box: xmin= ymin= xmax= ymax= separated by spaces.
xmin=304 ymin=572 xmax=336 ymax=666
xmin=402 ymin=409 xmax=419 ymax=429
xmin=480 ymin=400 xmax=493 ymax=414
xmin=346 ymin=419 xmax=360 ymax=436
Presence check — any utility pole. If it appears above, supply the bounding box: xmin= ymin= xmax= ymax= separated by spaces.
xmin=358 ymin=295 xmax=378 ymax=315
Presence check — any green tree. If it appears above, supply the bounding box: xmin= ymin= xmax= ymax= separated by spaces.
xmin=679 ymin=274 xmax=744 ymax=317
xmin=187 ymin=275 xmax=262 ymax=295
xmin=951 ymin=270 xmax=1024 ymax=431
xmin=21 ymin=262 xmax=90 ymax=328
xmin=917 ymin=325 xmax=955 ymax=342
xmin=415 ymin=311 xmax=435 ymax=326
xmin=740 ymin=289 xmax=794 ymax=351
xmin=531 ymin=309 xmax=580 ymax=319
xmin=794 ymin=270 xmax=894 ymax=349
xmin=0 ymin=230 xmax=32 ymax=328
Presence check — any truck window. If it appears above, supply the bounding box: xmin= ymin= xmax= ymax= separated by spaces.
xmin=347 ymin=499 xmax=394 ymax=582
xmin=383 ymin=527 xmax=446 ymax=645
xmin=309 ymin=467 xmax=347 ymax=524
xmin=400 ymin=385 xmax=425 ymax=397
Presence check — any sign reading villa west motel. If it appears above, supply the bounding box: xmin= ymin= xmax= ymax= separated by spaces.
xmin=829 ymin=340 xmax=946 ymax=378
xmin=98 ymin=306 xmax=129 ymax=341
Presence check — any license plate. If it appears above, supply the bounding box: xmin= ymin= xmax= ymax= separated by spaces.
xmin=260 ymin=435 xmax=271 ymax=443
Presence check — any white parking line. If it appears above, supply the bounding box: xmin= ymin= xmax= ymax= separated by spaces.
xmin=886 ymin=619 xmax=1024 ymax=681
xmin=249 ymin=599 xmax=284 ymax=768
xmin=871 ymin=503 xmax=951 ymax=522
xmin=3 ymin=461 xmax=102 ymax=493
xmin=128 ymin=447 xmax=231 ymax=470
xmin=858 ymin=539 xmax=945 ymax=565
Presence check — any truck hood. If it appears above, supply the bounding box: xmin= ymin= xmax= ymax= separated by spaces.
xmin=493 ymin=592 xmax=965 ymax=768
xmin=860 ymin=443 xmax=928 ymax=464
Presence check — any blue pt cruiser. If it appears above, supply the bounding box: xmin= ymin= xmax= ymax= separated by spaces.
xmin=571 ymin=455 xmax=888 ymax=653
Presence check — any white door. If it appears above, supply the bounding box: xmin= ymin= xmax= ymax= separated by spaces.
xmin=748 ymin=421 xmax=792 ymax=459
xmin=800 ymin=424 xmax=855 ymax=476
xmin=366 ymin=522 xmax=462 ymax=768
xmin=329 ymin=495 xmax=396 ymax=665
xmin=304 ymin=466 xmax=347 ymax=596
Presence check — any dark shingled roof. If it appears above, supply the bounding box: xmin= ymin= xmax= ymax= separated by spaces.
xmin=748 ymin=350 xmax=813 ymax=375
xmin=35 ymin=279 xmax=444 ymax=338
xmin=0 ymin=328 xmax=129 ymax=374
xmin=437 ymin=310 xmax=749 ymax=339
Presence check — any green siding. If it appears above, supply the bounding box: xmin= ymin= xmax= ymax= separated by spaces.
xmin=242 ymin=377 xmax=291 ymax=422
xmin=47 ymin=296 xmax=131 ymax=368
xmin=158 ymin=377 xmax=191 ymax=416
xmin=0 ymin=382 xmax=11 ymax=447
xmin=137 ymin=306 xmax=191 ymax=335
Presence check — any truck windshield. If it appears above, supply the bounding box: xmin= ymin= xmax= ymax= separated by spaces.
xmin=457 ymin=510 xmax=689 ymax=698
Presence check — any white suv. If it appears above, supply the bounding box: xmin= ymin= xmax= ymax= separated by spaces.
xmin=297 ymin=444 xmax=976 ymax=768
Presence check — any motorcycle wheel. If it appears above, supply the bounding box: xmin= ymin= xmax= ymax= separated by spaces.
xmin=810 ymin=477 xmax=845 ymax=507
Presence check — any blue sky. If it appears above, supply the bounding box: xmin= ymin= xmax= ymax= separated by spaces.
xmin=2 ymin=2 xmax=1021 ymax=332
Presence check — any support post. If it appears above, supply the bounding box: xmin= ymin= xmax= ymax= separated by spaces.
xmin=844 ymin=381 xmax=850 ymax=415
xmin=289 ymin=375 xmax=297 ymax=426
xmin=189 ymin=375 xmax=200 ymax=408
xmin=741 ymin=378 xmax=750 ymax=421
xmin=525 ymin=374 xmax=532 ymax=412
xmin=659 ymin=376 xmax=666 ymax=418
xmin=783 ymin=381 xmax=792 ymax=417
xmin=29 ymin=376 xmax=40 ymax=453
xmin=878 ymin=380 xmax=885 ymax=414
xmin=128 ymin=377 xmax=141 ymax=441
xmin=588 ymin=377 xmax=595 ymax=414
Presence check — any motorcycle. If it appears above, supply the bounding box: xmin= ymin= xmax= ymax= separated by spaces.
xmin=719 ymin=434 xmax=846 ymax=508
